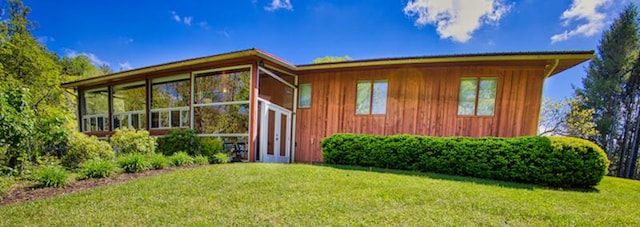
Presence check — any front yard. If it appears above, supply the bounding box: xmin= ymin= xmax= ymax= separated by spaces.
xmin=1 ymin=163 xmax=639 ymax=226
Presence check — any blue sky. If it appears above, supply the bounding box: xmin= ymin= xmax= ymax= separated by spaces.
xmin=24 ymin=0 xmax=633 ymax=101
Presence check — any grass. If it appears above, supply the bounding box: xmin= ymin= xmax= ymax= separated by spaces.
xmin=1 ymin=163 xmax=639 ymax=226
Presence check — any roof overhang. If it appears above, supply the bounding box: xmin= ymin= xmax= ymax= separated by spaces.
xmin=61 ymin=50 xmax=594 ymax=89
xmin=61 ymin=48 xmax=297 ymax=88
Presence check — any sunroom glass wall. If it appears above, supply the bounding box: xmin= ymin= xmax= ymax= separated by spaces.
xmin=193 ymin=69 xmax=250 ymax=135
xmin=151 ymin=76 xmax=190 ymax=129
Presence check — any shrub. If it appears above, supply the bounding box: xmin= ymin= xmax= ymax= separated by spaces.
xmin=201 ymin=137 xmax=223 ymax=162
xmin=158 ymin=129 xmax=201 ymax=156
xmin=211 ymin=153 xmax=231 ymax=164
xmin=321 ymin=134 xmax=610 ymax=188
xmin=147 ymin=153 xmax=170 ymax=170
xmin=62 ymin=132 xmax=114 ymax=169
xmin=33 ymin=164 xmax=68 ymax=188
xmin=110 ymin=127 xmax=156 ymax=155
xmin=117 ymin=154 xmax=150 ymax=173
xmin=79 ymin=159 xmax=116 ymax=179
xmin=193 ymin=156 xmax=209 ymax=165
xmin=169 ymin=152 xmax=194 ymax=167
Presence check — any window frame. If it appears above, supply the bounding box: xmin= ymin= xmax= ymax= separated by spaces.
xmin=150 ymin=74 xmax=191 ymax=130
xmin=355 ymin=80 xmax=388 ymax=115
xmin=457 ymin=77 xmax=498 ymax=117
xmin=298 ymin=83 xmax=312 ymax=108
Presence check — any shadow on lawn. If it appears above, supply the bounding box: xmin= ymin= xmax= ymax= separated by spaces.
xmin=317 ymin=164 xmax=599 ymax=193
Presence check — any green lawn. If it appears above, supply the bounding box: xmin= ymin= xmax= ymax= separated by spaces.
xmin=1 ymin=163 xmax=639 ymax=226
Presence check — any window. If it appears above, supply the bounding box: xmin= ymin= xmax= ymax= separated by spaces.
xmin=151 ymin=75 xmax=190 ymax=129
xmin=299 ymin=83 xmax=311 ymax=108
xmin=82 ymin=87 xmax=109 ymax=132
xmin=194 ymin=68 xmax=250 ymax=135
xmin=112 ymin=82 xmax=146 ymax=130
xmin=458 ymin=77 xmax=497 ymax=116
xmin=356 ymin=80 xmax=388 ymax=115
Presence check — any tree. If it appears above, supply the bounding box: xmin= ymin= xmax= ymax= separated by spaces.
xmin=61 ymin=55 xmax=100 ymax=78
xmin=576 ymin=4 xmax=640 ymax=178
xmin=539 ymin=96 xmax=598 ymax=139
xmin=313 ymin=55 xmax=352 ymax=64
xmin=0 ymin=0 xmax=72 ymax=170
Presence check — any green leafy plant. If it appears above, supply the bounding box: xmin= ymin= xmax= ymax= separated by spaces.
xmin=193 ymin=156 xmax=209 ymax=165
xmin=200 ymin=137 xmax=223 ymax=163
xmin=169 ymin=152 xmax=194 ymax=167
xmin=147 ymin=153 xmax=170 ymax=170
xmin=33 ymin=164 xmax=68 ymax=188
xmin=212 ymin=153 xmax=231 ymax=164
xmin=321 ymin=134 xmax=610 ymax=188
xmin=158 ymin=129 xmax=201 ymax=156
xmin=79 ymin=159 xmax=116 ymax=179
xmin=117 ymin=154 xmax=150 ymax=173
xmin=62 ymin=131 xmax=114 ymax=169
xmin=110 ymin=127 xmax=156 ymax=155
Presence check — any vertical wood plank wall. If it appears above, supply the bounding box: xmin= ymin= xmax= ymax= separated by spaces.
xmin=295 ymin=64 xmax=546 ymax=163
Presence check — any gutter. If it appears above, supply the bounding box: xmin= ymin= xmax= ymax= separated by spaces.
xmin=544 ymin=59 xmax=560 ymax=79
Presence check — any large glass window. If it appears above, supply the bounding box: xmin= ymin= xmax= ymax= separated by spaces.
xmin=151 ymin=75 xmax=190 ymax=129
xmin=194 ymin=68 xmax=250 ymax=135
xmin=356 ymin=80 xmax=388 ymax=115
xmin=82 ymin=87 xmax=109 ymax=132
xmin=112 ymin=82 xmax=146 ymax=129
xmin=458 ymin=77 xmax=497 ymax=116
xmin=298 ymin=83 xmax=311 ymax=108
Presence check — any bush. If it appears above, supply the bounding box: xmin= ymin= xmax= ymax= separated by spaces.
xmin=79 ymin=159 xmax=116 ymax=179
xmin=117 ymin=154 xmax=150 ymax=173
xmin=321 ymin=134 xmax=609 ymax=188
xmin=33 ymin=164 xmax=68 ymax=188
xmin=169 ymin=152 xmax=194 ymax=167
xmin=193 ymin=156 xmax=209 ymax=165
xmin=147 ymin=153 xmax=170 ymax=170
xmin=62 ymin=132 xmax=114 ymax=169
xmin=211 ymin=153 xmax=231 ymax=164
xmin=158 ymin=129 xmax=201 ymax=156
xmin=110 ymin=127 xmax=156 ymax=155
xmin=201 ymin=137 xmax=223 ymax=162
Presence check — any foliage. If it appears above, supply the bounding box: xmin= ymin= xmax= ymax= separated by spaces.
xmin=169 ymin=152 xmax=194 ymax=167
xmin=0 ymin=83 xmax=34 ymax=169
xmin=0 ymin=176 xmax=15 ymax=194
xmin=110 ymin=128 xmax=156 ymax=155
xmin=158 ymin=129 xmax=201 ymax=156
xmin=32 ymin=164 xmax=68 ymax=188
xmin=32 ymin=106 xmax=71 ymax=158
xmin=321 ymin=134 xmax=609 ymax=188
xmin=312 ymin=55 xmax=353 ymax=64
xmin=79 ymin=159 xmax=116 ymax=179
xmin=62 ymin=132 xmax=114 ymax=169
xmin=575 ymin=3 xmax=640 ymax=178
xmin=1 ymin=164 xmax=639 ymax=225
xmin=200 ymin=137 xmax=223 ymax=162
xmin=117 ymin=154 xmax=150 ymax=173
xmin=539 ymin=96 xmax=598 ymax=138
xmin=211 ymin=153 xmax=231 ymax=164
xmin=193 ymin=156 xmax=209 ymax=165
xmin=147 ymin=153 xmax=170 ymax=170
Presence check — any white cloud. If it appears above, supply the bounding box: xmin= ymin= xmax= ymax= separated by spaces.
xmin=119 ymin=62 xmax=132 ymax=71
xmin=216 ymin=30 xmax=230 ymax=38
xmin=36 ymin=36 xmax=55 ymax=44
xmin=199 ymin=21 xmax=210 ymax=30
xmin=265 ymin=0 xmax=293 ymax=11
xmin=403 ymin=0 xmax=513 ymax=43
xmin=183 ymin=16 xmax=193 ymax=26
xmin=170 ymin=11 xmax=181 ymax=22
xmin=170 ymin=11 xmax=193 ymax=26
xmin=65 ymin=49 xmax=110 ymax=67
xmin=550 ymin=0 xmax=612 ymax=43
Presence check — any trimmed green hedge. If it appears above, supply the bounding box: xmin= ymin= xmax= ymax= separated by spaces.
xmin=321 ymin=134 xmax=609 ymax=188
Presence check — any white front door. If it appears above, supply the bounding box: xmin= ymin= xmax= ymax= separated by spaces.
xmin=260 ymin=101 xmax=292 ymax=163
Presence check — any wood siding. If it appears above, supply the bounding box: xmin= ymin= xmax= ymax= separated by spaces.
xmin=295 ymin=64 xmax=546 ymax=163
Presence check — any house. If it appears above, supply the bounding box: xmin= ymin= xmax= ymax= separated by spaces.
xmin=61 ymin=48 xmax=593 ymax=163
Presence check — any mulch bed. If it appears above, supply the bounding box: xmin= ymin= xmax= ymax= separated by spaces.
xmin=1 ymin=168 xmax=181 ymax=205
